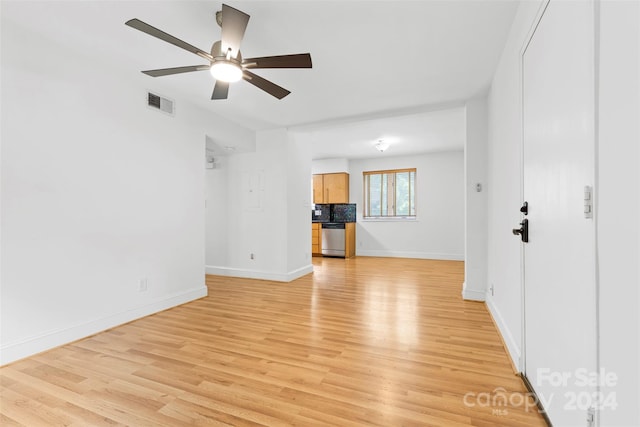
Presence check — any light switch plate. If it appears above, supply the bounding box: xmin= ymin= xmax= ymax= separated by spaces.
xmin=584 ymin=185 xmax=593 ymax=219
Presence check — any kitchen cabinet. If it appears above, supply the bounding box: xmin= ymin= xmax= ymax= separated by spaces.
xmin=312 ymin=172 xmax=349 ymax=204
xmin=312 ymin=172 xmax=350 ymax=257
xmin=313 ymin=222 xmax=356 ymax=258
xmin=312 ymin=175 xmax=325 ymax=204
xmin=345 ymin=223 xmax=356 ymax=258
xmin=311 ymin=223 xmax=322 ymax=256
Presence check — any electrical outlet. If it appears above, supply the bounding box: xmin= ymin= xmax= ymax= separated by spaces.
xmin=138 ymin=278 xmax=148 ymax=292
xmin=250 ymin=253 xmax=255 ymax=260
xmin=489 ymin=283 xmax=494 ymax=296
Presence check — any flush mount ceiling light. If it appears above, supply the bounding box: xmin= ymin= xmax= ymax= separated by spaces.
xmin=375 ymin=141 xmax=389 ymax=152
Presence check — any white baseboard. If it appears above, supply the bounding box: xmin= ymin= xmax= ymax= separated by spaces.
xmin=461 ymin=287 xmax=486 ymax=301
xmin=485 ymin=297 xmax=522 ymax=372
xmin=0 ymin=286 xmax=207 ymax=366
xmin=205 ymin=264 xmax=314 ymax=282
xmin=356 ymin=250 xmax=464 ymax=261
xmin=461 ymin=280 xmax=487 ymax=301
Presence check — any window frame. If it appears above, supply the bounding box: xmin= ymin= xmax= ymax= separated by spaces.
xmin=363 ymin=168 xmax=417 ymax=220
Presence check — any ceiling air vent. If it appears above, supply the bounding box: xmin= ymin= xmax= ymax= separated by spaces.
xmin=147 ymin=92 xmax=174 ymax=116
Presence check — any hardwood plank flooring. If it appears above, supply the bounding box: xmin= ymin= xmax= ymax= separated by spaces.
xmin=0 ymin=257 xmax=547 ymax=426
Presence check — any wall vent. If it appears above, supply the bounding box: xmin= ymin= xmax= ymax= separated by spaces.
xmin=147 ymin=92 xmax=174 ymax=116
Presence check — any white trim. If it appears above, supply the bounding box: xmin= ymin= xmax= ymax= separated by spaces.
xmin=356 ymin=250 xmax=464 ymax=261
xmin=361 ymin=217 xmax=417 ymax=222
xmin=0 ymin=286 xmax=207 ymax=366
xmin=486 ymin=296 xmax=522 ymax=372
xmin=461 ymin=287 xmax=486 ymax=301
xmin=519 ymin=0 xmax=551 ymax=378
xmin=289 ymin=100 xmax=467 ymax=132
xmin=205 ymin=264 xmax=314 ymax=282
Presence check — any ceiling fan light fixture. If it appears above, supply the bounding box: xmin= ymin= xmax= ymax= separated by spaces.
xmin=210 ymin=61 xmax=243 ymax=82
xmin=126 ymin=3 xmax=312 ymax=100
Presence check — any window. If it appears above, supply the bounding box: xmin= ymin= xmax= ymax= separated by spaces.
xmin=363 ymin=168 xmax=416 ymax=218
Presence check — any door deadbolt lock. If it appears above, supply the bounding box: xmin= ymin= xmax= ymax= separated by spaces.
xmin=512 ymin=218 xmax=529 ymax=243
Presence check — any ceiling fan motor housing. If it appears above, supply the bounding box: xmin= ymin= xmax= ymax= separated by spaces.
xmin=210 ymin=40 xmax=242 ymax=65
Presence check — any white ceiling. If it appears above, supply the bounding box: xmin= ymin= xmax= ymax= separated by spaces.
xmin=293 ymin=105 xmax=467 ymax=160
xmin=2 ymin=0 xmax=518 ymax=159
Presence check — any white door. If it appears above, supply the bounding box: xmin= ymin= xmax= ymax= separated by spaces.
xmin=522 ymin=1 xmax=597 ymax=425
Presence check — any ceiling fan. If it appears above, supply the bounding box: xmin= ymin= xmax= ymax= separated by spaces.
xmin=125 ymin=4 xmax=312 ymax=100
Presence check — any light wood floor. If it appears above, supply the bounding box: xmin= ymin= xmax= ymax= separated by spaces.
xmin=1 ymin=257 xmax=546 ymax=426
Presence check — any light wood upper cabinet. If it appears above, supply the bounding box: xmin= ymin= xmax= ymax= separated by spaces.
xmin=323 ymin=173 xmax=349 ymax=203
xmin=312 ymin=174 xmax=325 ymax=204
xmin=313 ymin=173 xmax=349 ymax=204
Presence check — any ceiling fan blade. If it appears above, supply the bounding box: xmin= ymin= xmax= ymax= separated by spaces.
xmin=220 ymin=4 xmax=250 ymax=59
xmin=142 ymin=65 xmax=210 ymax=77
xmin=212 ymin=81 xmax=230 ymax=100
xmin=243 ymin=54 xmax=312 ymax=69
xmin=125 ymin=19 xmax=213 ymax=61
xmin=243 ymin=71 xmax=290 ymax=99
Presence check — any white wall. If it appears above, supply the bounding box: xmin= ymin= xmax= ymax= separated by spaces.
xmin=204 ymin=134 xmax=255 ymax=272
xmin=286 ymin=133 xmax=314 ymax=272
xmin=205 ymin=129 xmax=313 ymax=281
xmin=205 ymin=157 xmax=229 ymax=268
xmin=463 ymin=97 xmax=489 ymax=301
xmin=485 ymin=0 xmax=544 ymax=368
xmin=487 ymin=1 xmax=640 ymax=425
xmin=597 ymin=1 xmax=640 ymax=425
xmin=311 ymin=158 xmax=349 ymax=175
xmin=0 ymin=13 xmax=237 ymax=364
xmin=347 ymin=152 xmax=464 ymax=260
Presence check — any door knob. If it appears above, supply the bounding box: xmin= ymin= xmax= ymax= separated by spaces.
xmin=512 ymin=218 xmax=529 ymax=243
